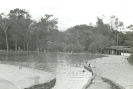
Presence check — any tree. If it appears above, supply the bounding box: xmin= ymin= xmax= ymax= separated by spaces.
xmin=109 ymin=15 xmax=124 ymax=46
xmin=126 ymin=25 xmax=133 ymax=47
xmin=29 ymin=14 xmax=58 ymax=51
xmin=126 ymin=26 xmax=133 ymax=62
xmin=89 ymin=34 xmax=110 ymax=53
xmin=64 ymin=25 xmax=94 ymax=52
xmin=127 ymin=25 xmax=133 ymax=31
xmin=8 ymin=8 xmax=32 ymax=51
xmin=109 ymin=15 xmax=124 ymax=31
xmin=0 ymin=13 xmax=13 ymax=54
xmin=88 ymin=16 xmax=117 ymax=53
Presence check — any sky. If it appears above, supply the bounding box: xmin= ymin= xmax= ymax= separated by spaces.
xmin=0 ymin=0 xmax=133 ymax=31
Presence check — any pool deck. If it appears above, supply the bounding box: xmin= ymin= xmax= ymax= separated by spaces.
xmin=87 ymin=55 xmax=133 ymax=89
xmin=0 ymin=64 xmax=55 ymax=89
xmin=52 ymin=65 xmax=92 ymax=89
xmin=83 ymin=65 xmax=111 ymax=89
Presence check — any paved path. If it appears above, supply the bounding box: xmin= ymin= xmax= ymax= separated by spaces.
xmin=88 ymin=82 xmax=111 ymax=89
xmin=88 ymin=55 xmax=133 ymax=89
xmin=0 ymin=77 xmax=19 ymax=89
xmin=0 ymin=64 xmax=55 ymax=89
xmin=53 ymin=65 xmax=92 ymax=89
xmin=85 ymin=66 xmax=111 ymax=89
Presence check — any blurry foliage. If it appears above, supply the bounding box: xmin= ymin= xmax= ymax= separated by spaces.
xmin=0 ymin=9 xmax=128 ymax=53
xmin=125 ymin=32 xmax=133 ymax=62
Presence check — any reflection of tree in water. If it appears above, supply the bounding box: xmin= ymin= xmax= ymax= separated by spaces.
xmin=56 ymin=54 xmax=89 ymax=67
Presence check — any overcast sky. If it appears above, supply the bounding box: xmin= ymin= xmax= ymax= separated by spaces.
xmin=0 ymin=0 xmax=133 ymax=31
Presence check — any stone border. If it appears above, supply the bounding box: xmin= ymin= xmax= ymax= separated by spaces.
xmin=25 ymin=78 xmax=56 ymax=89
xmin=83 ymin=65 xmax=125 ymax=89
xmin=82 ymin=65 xmax=96 ymax=89
xmin=102 ymin=77 xmax=125 ymax=89
xmin=82 ymin=74 xmax=96 ymax=89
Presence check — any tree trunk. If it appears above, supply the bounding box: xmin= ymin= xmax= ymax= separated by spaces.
xmin=100 ymin=43 xmax=102 ymax=59
xmin=4 ymin=31 xmax=8 ymax=54
xmin=27 ymin=42 xmax=28 ymax=51
xmin=36 ymin=43 xmax=38 ymax=52
xmin=36 ymin=39 xmax=39 ymax=52
xmin=100 ymin=48 xmax=102 ymax=59
xmin=117 ymin=33 xmax=119 ymax=46
xmin=15 ymin=40 xmax=18 ymax=51
xmin=36 ymin=36 xmax=39 ymax=52
xmin=24 ymin=41 xmax=25 ymax=51
xmin=4 ymin=31 xmax=8 ymax=61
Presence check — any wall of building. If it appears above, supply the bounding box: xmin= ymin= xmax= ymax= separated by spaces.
xmin=121 ymin=53 xmax=131 ymax=56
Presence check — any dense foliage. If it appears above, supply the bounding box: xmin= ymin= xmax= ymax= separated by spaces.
xmin=0 ymin=8 xmax=128 ymax=53
xmin=126 ymin=25 xmax=133 ymax=62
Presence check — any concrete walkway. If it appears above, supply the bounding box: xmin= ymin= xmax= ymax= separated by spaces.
xmin=84 ymin=64 xmax=111 ymax=89
xmin=88 ymin=82 xmax=110 ymax=89
xmin=0 ymin=64 xmax=55 ymax=89
xmin=0 ymin=77 xmax=18 ymax=89
xmin=87 ymin=55 xmax=133 ymax=89
xmin=52 ymin=65 xmax=92 ymax=89
xmin=87 ymin=75 xmax=111 ymax=89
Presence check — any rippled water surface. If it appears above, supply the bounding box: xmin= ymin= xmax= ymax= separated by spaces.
xmin=0 ymin=51 xmax=102 ymax=72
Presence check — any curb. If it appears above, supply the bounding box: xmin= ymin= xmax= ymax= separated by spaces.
xmin=102 ymin=77 xmax=125 ymax=89
xmin=25 ymin=78 xmax=56 ymax=89
xmin=82 ymin=65 xmax=96 ymax=89
xmin=82 ymin=74 xmax=96 ymax=89
xmin=83 ymin=61 xmax=125 ymax=89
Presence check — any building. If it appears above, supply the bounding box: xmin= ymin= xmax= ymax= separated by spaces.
xmin=104 ymin=46 xmax=131 ymax=56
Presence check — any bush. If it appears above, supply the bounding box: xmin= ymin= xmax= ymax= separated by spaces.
xmin=130 ymin=47 xmax=133 ymax=62
xmin=130 ymin=54 xmax=133 ymax=62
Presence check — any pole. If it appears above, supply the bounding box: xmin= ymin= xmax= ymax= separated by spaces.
xmin=116 ymin=33 xmax=119 ymax=55
xmin=100 ymin=43 xmax=102 ymax=59
xmin=117 ymin=33 xmax=119 ymax=46
xmin=100 ymin=48 xmax=102 ymax=59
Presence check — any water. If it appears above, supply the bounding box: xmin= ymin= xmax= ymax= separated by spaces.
xmin=0 ymin=52 xmax=101 ymax=72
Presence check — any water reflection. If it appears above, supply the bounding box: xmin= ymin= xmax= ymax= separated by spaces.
xmin=0 ymin=52 xmax=101 ymax=73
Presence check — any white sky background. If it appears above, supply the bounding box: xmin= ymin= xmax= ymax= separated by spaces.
xmin=0 ymin=0 xmax=133 ymax=31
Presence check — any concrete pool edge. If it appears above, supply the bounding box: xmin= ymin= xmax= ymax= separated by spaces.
xmin=82 ymin=65 xmax=95 ymax=89
xmin=0 ymin=63 xmax=56 ymax=89
xmin=82 ymin=74 xmax=96 ymax=89
xmin=24 ymin=78 xmax=56 ymax=89
xmin=83 ymin=69 xmax=124 ymax=89
xmin=83 ymin=63 xmax=125 ymax=89
xmin=102 ymin=77 xmax=125 ymax=89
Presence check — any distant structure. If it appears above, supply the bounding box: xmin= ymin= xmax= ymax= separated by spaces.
xmin=103 ymin=46 xmax=131 ymax=56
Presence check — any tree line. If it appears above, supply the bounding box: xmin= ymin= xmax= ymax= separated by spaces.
xmin=0 ymin=8 xmax=132 ymax=55
xmin=0 ymin=8 xmax=58 ymax=53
